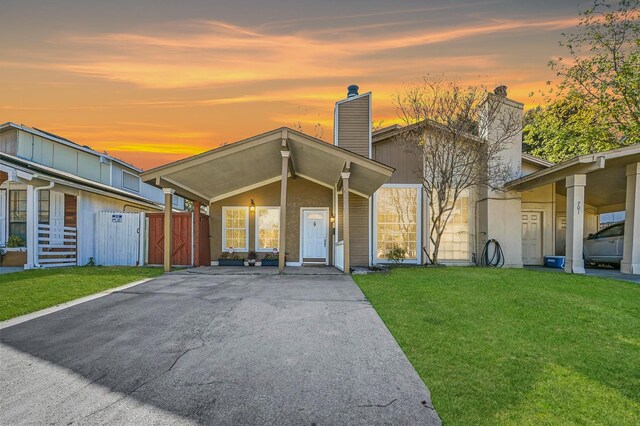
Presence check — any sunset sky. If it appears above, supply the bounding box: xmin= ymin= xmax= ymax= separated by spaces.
xmin=2 ymin=0 xmax=584 ymax=169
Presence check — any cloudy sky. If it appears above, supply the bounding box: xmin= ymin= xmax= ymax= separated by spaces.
xmin=2 ymin=0 xmax=584 ymax=169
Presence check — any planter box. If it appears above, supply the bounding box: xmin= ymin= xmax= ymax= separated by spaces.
xmin=261 ymin=259 xmax=279 ymax=267
xmin=2 ymin=249 xmax=27 ymax=267
xmin=218 ymin=258 xmax=245 ymax=266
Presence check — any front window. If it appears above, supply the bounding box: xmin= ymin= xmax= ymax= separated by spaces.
xmin=39 ymin=190 xmax=50 ymax=224
xmin=437 ymin=189 xmax=471 ymax=261
xmin=375 ymin=186 xmax=420 ymax=261
xmin=222 ymin=207 xmax=248 ymax=251
xmin=256 ymin=207 xmax=280 ymax=251
xmin=9 ymin=190 xmax=27 ymax=241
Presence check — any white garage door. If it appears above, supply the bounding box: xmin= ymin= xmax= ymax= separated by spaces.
xmin=522 ymin=211 xmax=543 ymax=265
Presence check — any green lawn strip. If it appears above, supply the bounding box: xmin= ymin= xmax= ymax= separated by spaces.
xmin=0 ymin=267 xmax=163 ymax=321
xmin=354 ymin=267 xmax=640 ymax=425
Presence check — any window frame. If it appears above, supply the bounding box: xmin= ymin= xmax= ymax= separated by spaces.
xmin=8 ymin=189 xmax=27 ymax=242
xmin=372 ymin=184 xmax=422 ymax=264
xmin=122 ymin=170 xmax=141 ymax=193
xmin=38 ymin=190 xmax=50 ymax=224
xmin=254 ymin=206 xmax=280 ymax=252
xmin=221 ymin=206 xmax=249 ymax=252
xmin=435 ymin=188 xmax=472 ymax=262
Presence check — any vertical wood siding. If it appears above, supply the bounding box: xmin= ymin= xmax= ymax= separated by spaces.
xmin=338 ymin=192 xmax=370 ymax=266
xmin=373 ymin=138 xmax=423 ymax=184
xmin=336 ymin=95 xmax=370 ymax=158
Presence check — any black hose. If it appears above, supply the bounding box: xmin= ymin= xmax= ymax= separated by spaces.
xmin=479 ymin=239 xmax=504 ymax=268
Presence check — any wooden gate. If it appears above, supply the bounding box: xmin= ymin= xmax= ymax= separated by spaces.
xmin=147 ymin=212 xmax=210 ymax=267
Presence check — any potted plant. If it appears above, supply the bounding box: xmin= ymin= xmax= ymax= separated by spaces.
xmin=247 ymin=251 xmax=257 ymax=266
xmin=261 ymin=249 xmax=279 ymax=266
xmin=1 ymin=235 xmax=27 ymax=266
xmin=218 ymin=248 xmax=245 ymax=266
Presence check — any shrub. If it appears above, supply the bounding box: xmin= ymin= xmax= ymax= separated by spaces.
xmin=263 ymin=250 xmax=279 ymax=260
xmin=219 ymin=251 xmax=242 ymax=260
xmin=6 ymin=235 xmax=26 ymax=248
xmin=386 ymin=246 xmax=407 ymax=265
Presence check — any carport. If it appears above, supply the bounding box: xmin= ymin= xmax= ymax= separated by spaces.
xmin=509 ymin=145 xmax=640 ymax=275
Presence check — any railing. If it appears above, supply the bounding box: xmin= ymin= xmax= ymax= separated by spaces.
xmin=335 ymin=241 xmax=344 ymax=271
xmin=37 ymin=224 xmax=77 ymax=268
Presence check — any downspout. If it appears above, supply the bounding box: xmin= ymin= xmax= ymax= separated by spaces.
xmin=33 ymin=181 xmax=55 ymax=268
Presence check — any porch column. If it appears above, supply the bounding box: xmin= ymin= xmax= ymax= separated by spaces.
xmin=564 ymin=174 xmax=586 ymax=274
xmin=342 ymin=170 xmax=351 ymax=274
xmin=279 ymin=150 xmax=290 ymax=273
xmin=193 ymin=200 xmax=202 ymax=267
xmin=163 ymin=188 xmax=174 ymax=272
xmin=25 ymin=184 xmax=36 ymax=269
xmin=621 ymin=163 xmax=640 ymax=275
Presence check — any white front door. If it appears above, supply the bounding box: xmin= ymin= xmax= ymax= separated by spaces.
xmin=522 ymin=211 xmax=543 ymax=265
xmin=302 ymin=209 xmax=328 ymax=263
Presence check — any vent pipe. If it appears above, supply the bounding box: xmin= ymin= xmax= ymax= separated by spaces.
xmin=347 ymin=85 xmax=359 ymax=98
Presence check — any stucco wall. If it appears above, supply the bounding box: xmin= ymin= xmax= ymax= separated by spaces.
xmin=209 ymin=177 xmax=333 ymax=263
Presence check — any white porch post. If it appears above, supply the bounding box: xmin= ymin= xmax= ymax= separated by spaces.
xmin=565 ymin=174 xmax=587 ymax=274
xmin=621 ymin=163 xmax=640 ymax=275
xmin=279 ymin=150 xmax=289 ymax=273
xmin=342 ymin=170 xmax=350 ymax=274
xmin=163 ymin=188 xmax=174 ymax=273
xmin=25 ymin=184 xmax=37 ymax=269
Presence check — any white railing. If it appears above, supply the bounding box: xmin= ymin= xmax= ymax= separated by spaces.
xmin=37 ymin=224 xmax=77 ymax=268
xmin=335 ymin=241 xmax=344 ymax=271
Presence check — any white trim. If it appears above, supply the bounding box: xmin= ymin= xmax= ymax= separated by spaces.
xmin=368 ymin=196 xmax=372 ymax=267
xmin=368 ymin=92 xmax=372 ymax=160
xmin=162 ymin=176 xmax=210 ymax=202
xmin=296 ymin=173 xmax=335 ymax=190
xmin=210 ymin=176 xmax=281 ymax=203
xmin=334 ymin=91 xmax=372 ymax=106
xmin=221 ymin=206 xmax=249 ymax=251
xmin=254 ymin=206 xmax=280 ymax=252
xmin=372 ymin=184 xmax=422 ymax=264
xmin=299 ymin=207 xmax=330 ymax=265
xmin=337 ymin=187 xmax=371 ymax=199
xmin=286 ymin=261 xmax=302 ymax=267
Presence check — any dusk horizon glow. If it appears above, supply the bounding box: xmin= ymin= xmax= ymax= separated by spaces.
xmin=2 ymin=0 xmax=583 ymax=169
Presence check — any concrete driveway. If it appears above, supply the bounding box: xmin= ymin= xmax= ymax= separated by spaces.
xmin=0 ymin=270 xmax=440 ymax=425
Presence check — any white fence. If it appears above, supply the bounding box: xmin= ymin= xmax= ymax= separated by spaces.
xmin=335 ymin=241 xmax=344 ymax=271
xmin=94 ymin=212 xmax=146 ymax=266
xmin=37 ymin=224 xmax=77 ymax=268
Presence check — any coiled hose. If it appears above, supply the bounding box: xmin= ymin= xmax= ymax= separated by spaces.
xmin=479 ymin=239 xmax=504 ymax=267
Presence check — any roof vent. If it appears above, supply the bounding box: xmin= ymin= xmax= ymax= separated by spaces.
xmin=494 ymin=85 xmax=508 ymax=97
xmin=347 ymin=84 xmax=359 ymax=98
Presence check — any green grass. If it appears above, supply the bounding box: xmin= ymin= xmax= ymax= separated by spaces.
xmin=0 ymin=267 xmax=163 ymax=321
xmin=354 ymin=267 xmax=640 ymax=425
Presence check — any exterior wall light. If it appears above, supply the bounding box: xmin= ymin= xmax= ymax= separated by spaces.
xmin=250 ymin=199 xmax=255 ymax=213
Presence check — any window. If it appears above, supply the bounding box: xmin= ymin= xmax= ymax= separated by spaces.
xmin=375 ymin=186 xmax=420 ymax=261
xmin=122 ymin=170 xmax=140 ymax=192
xmin=256 ymin=207 xmax=280 ymax=251
xmin=597 ymin=224 xmax=624 ymax=238
xmin=437 ymin=189 xmax=471 ymax=261
xmin=39 ymin=190 xmax=50 ymax=224
xmin=222 ymin=207 xmax=249 ymax=251
xmin=9 ymin=190 xmax=27 ymax=241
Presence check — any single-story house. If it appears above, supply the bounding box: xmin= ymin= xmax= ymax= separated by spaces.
xmin=0 ymin=122 xmax=184 ymax=268
xmin=138 ymin=85 xmax=638 ymax=276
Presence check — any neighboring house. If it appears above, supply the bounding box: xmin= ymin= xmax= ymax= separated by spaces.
xmin=0 ymin=122 xmax=184 ymax=268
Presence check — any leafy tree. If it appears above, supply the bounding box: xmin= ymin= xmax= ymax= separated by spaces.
xmin=394 ymin=80 xmax=520 ymax=264
xmin=523 ymin=92 xmax=620 ymax=162
xmin=550 ymin=0 xmax=640 ymax=143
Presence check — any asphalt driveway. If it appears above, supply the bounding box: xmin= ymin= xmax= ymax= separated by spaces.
xmin=0 ymin=270 xmax=440 ymax=425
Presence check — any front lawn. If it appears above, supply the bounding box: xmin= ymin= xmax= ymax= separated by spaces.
xmin=354 ymin=267 xmax=640 ymax=425
xmin=0 ymin=267 xmax=163 ymax=321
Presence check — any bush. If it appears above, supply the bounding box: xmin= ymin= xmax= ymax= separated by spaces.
xmin=6 ymin=235 xmax=26 ymax=248
xmin=219 ymin=251 xmax=242 ymax=260
xmin=386 ymin=246 xmax=407 ymax=265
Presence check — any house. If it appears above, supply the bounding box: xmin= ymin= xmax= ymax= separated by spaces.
xmin=0 ymin=122 xmax=184 ymax=269
xmin=142 ymin=85 xmax=639 ymax=276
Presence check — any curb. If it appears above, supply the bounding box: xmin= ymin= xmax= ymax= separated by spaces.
xmin=0 ymin=277 xmax=154 ymax=330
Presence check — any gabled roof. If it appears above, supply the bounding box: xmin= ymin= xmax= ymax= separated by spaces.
xmin=142 ymin=127 xmax=394 ymax=203
xmin=0 ymin=122 xmax=141 ymax=172
xmin=522 ymin=152 xmax=554 ymax=168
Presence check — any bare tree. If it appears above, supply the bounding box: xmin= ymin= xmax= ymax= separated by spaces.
xmin=393 ymin=79 xmax=521 ymax=264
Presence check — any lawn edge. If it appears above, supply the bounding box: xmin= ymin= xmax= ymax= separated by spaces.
xmin=0 ymin=277 xmax=154 ymax=329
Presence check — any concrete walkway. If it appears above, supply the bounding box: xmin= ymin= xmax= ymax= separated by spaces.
xmin=0 ymin=273 xmax=440 ymax=425
xmin=526 ymin=265 xmax=640 ymax=284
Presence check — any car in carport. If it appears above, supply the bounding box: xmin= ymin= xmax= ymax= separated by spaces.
xmin=584 ymin=222 xmax=624 ymax=267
